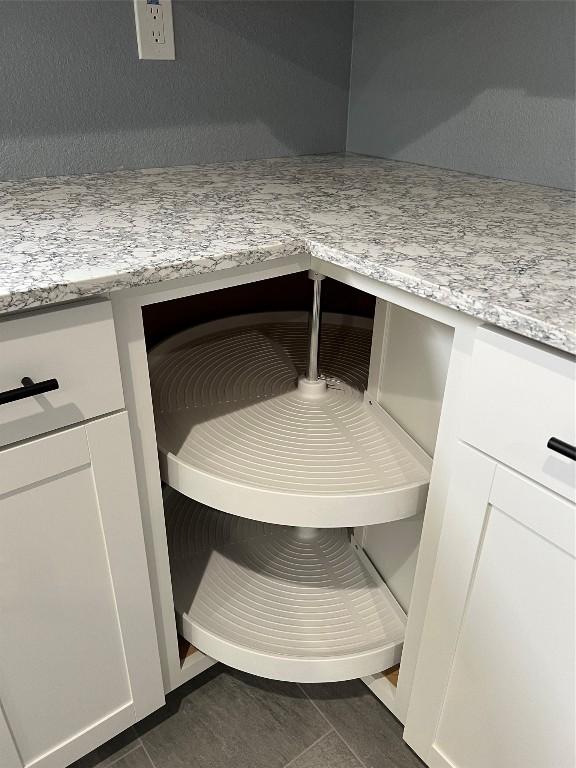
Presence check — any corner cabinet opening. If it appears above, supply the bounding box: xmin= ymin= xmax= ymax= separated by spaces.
xmin=140 ymin=269 xmax=453 ymax=707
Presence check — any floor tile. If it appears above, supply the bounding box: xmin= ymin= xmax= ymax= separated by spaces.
xmin=301 ymin=679 xmax=425 ymax=768
xmin=69 ymin=727 xmax=141 ymax=768
xmin=287 ymin=731 xmax=363 ymax=768
xmin=136 ymin=666 xmax=330 ymax=768
xmin=108 ymin=747 xmax=154 ymax=768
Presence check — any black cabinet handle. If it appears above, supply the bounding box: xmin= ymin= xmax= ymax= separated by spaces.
xmin=0 ymin=377 xmax=59 ymax=406
xmin=547 ymin=437 xmax=576 ymax=462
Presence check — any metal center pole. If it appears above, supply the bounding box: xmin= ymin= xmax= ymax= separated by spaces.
xmin=294 ymin=527 xmax=321 ymax=541
xmin=307 ymin=271 xmax=324 ymax=381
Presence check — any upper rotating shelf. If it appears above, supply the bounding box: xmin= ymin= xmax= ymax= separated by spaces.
xmin=149 ymin=312 xmax=431 ymax=527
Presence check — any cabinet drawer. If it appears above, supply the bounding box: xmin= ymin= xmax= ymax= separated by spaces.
xmin=0 ymin=300 xmax=124 ymax=447
xmin=461 ymin=326 xmax=575 ymax=501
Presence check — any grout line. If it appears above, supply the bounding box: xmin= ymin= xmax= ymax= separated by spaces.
xmin=282 ymin=729 xmax=334 ymax=768
xmin=331 ymin=731 xmax=369 ymax=768
xmin=140 ymin=741 xmax=158 ymax=768
xmin=297 ymin=684 xmax=369 ymax=768
xmin=101 ymin=742 xmax=142 ymax=768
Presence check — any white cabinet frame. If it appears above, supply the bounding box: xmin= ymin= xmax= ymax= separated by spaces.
xmin=111 ymin=256 xmax=311 ymax=692
xmin=0 ymin=413 xmax=163 ymax=768
xmin=111 ymin=252 xmax=478 ymax=726
xmin=405 ymin=442 xmax=576 ymax=767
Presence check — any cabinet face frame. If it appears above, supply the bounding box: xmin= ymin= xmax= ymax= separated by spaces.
xmin=111 ymin=253 xmax=478 ymax=722
xmin=111 ymin=256 xmax=312 ymax=693
xmin=0 ymin=413 xmax=163 ymax=768
xmin=311 ymin=258 xmax=478 ymax=723
xmin=404 ymin=442 xmax=576 ymax=766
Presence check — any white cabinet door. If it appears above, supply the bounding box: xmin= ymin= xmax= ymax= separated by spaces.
xmin=405 ymin=443 xmax=575 ymax=768
xmin=0 ymin=413 xmax=164 ymax=768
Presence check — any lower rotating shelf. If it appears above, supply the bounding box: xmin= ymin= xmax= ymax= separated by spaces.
xmin=165 ymin=487 xmax=406 ymax=683
xmin=150 ymin=312 xmax=431 ymax=527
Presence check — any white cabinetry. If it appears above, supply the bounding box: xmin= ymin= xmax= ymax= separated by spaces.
xmin=405 ymin=327 xmax=576 ymax=768
xmin=0 ymin=300 xmax=125 ymax=448
xmin=0 ymin=301 xmax=163 ymax=768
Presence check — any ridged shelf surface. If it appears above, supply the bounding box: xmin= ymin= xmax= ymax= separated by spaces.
xmin=149 ymin=313 xmax=431 ymax=526
xmin=165 ymin=488 xmax=406 ymax=682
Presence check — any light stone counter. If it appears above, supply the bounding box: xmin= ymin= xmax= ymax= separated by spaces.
xmin=1 ymin=154 xmax=574 ymax=352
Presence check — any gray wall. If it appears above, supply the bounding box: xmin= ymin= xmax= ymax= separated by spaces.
xmin=3 ymin=1 xmax=575 ymax=188
xmin=0 ymin=1 xmax=353 ymax=179
xmin=347 ymin=1 xmax=576 ymax=189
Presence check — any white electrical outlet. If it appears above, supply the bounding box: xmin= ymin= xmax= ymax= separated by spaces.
xmin=134 ymin=0 xmax=175 ymax=60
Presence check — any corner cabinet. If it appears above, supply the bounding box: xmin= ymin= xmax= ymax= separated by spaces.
xmin=0 ymin=301 xmax=163 ymax=768
xmin=405 ymin=327 xmax=576 ymax=768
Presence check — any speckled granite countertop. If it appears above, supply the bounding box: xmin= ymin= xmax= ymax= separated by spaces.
xmin=1 ymin=154 xmax=574 ymax=353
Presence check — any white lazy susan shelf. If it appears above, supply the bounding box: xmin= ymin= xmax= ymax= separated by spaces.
xmin=165 ymin=487 xmax=406 ymax=683
xmin=149 ymin=311 xmax=431 ymax=528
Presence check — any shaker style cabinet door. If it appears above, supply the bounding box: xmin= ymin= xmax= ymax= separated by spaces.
xmin=0 ymin=413 xmax=163 ymax=768
xmin=405 ymin=443 xmax=575 ymax=768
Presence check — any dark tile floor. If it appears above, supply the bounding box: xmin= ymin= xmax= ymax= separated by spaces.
xmin=72 ymin=666 xmax=424 ymax=768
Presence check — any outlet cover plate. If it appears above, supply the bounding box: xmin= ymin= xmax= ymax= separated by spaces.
xmin=134 ymin=0 xmax=175 ymax=60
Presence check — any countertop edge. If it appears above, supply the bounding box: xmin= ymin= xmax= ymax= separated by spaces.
xmin=1 ymin=238 xmax=574 ymax=357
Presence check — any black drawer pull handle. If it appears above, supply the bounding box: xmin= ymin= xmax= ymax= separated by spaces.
xmin=0 ymin=377 xmax=59 ymax=406
xmin=547 ymin=437 xmax=576 ymax=462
